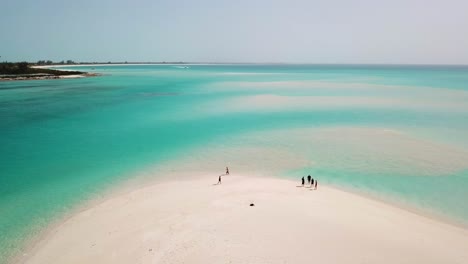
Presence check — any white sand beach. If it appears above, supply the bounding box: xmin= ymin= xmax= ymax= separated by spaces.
xmin=19 ymin=175 xmax=468 ymax=264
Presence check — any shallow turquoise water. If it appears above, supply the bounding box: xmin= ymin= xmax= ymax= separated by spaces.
xmin=1 ymin=64 xmax=468 ymax=261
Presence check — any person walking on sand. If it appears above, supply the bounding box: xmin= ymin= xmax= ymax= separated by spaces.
xmin=301 ymin=176 xmax=305 ymax=186
xmin=226 ymin=166 xmax=230 ymax=175
xmin=307 ymin=175 xmax=311 ymax=185
xmin=311 ymin=177 xmax=314 ymax=187
xmin=218 ymin=175 xmax=222 ymax=185
xmin=314 ymin=179 xmax=318 ymax=190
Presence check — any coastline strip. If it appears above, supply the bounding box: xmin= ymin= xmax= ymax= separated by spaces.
xmin=18 ymin=175 xmax=468 ymax=264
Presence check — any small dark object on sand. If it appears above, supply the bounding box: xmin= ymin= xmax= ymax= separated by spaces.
xmin=250 ymin=203 xmax=255 ymax=206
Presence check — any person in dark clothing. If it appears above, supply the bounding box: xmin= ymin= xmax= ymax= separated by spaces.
xmin=226 ymin=167 xmax=230 ymax=175
xmin=311 ymin=178 xmax=314 ymax=187
xmin=301 ymin=176 xmax=305 ymax=186
xmin=218 ymin=175 xmax=222 ymax=185
xmin=307 ymin=175 xmax=311 ymax=185
xmin=314 ymin=179 xmax=318 ymax=190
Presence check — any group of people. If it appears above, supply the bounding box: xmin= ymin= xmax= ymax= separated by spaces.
xmin=216 ymin=167 xmax=317 ymax=190
xmin=301 ymin=175 xmax=318 ymax=190
xmin=217 ymin=166 xmax=229 ymax=184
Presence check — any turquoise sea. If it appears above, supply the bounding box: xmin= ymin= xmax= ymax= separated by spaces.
xmin=1 ymin=64 xmax=468 ymax=261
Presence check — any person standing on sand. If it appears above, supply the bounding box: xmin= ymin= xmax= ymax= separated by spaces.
xmin=226 ymin=167 xmax=230 ymax=175
xmin=301 ymin=176 xmax=305 ymax=186
xmin=218 ymin=175 xmax=222 ymax=185
xmin=311 ymin=178 xmax=314 ymax=187
xmin=307 ymin=175 xmax=311 ymax=185
xmin=314 ymin=179 xmax=318 ymax=190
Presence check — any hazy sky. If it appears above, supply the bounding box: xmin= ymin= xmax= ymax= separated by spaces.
xmin=1 ymin=0 xmax=468 ymax=64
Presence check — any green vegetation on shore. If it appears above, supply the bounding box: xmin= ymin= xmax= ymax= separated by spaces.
xmin=0 ymin=62 xmax=84 ymax=76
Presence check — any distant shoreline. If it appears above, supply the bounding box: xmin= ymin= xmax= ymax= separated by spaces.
xmin=0 ymin=72 xmax=100 ymax=82
xmin=31 ymin=63 xmax=468 ymax=70
xmin=33 ymin=62 xmax=468 ymax=66
xmin=0 ymin=67 xmax=100 ymax=82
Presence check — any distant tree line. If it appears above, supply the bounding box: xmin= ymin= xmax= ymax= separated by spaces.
xmin=36 ymin=60 xmax=75 ymax=65
xmin=1 ymin=62 xmax=32 ymax=74
xmin=34 ymin=60 xmax=187 ymax=65
xmin=1 ymin=60 xmax=188 ymax=67
xmin=0 ymin=62 xmax=84 ymax=76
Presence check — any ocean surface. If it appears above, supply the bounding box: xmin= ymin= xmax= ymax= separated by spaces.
xmin=1 ymin=64 xmax=468 ymax=261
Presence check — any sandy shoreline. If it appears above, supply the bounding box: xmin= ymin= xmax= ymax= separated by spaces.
xmin=0 ymin=73 xmax=100 ymax=82
xmin=15 ymin=174 xmax=468 ymax=264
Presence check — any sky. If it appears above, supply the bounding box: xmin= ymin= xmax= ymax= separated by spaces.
xmin=1 ymin=0 xmax=468 ymax=64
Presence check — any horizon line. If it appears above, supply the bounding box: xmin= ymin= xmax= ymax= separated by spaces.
xmin=24 ymin=61 xmax=468 ymax=67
